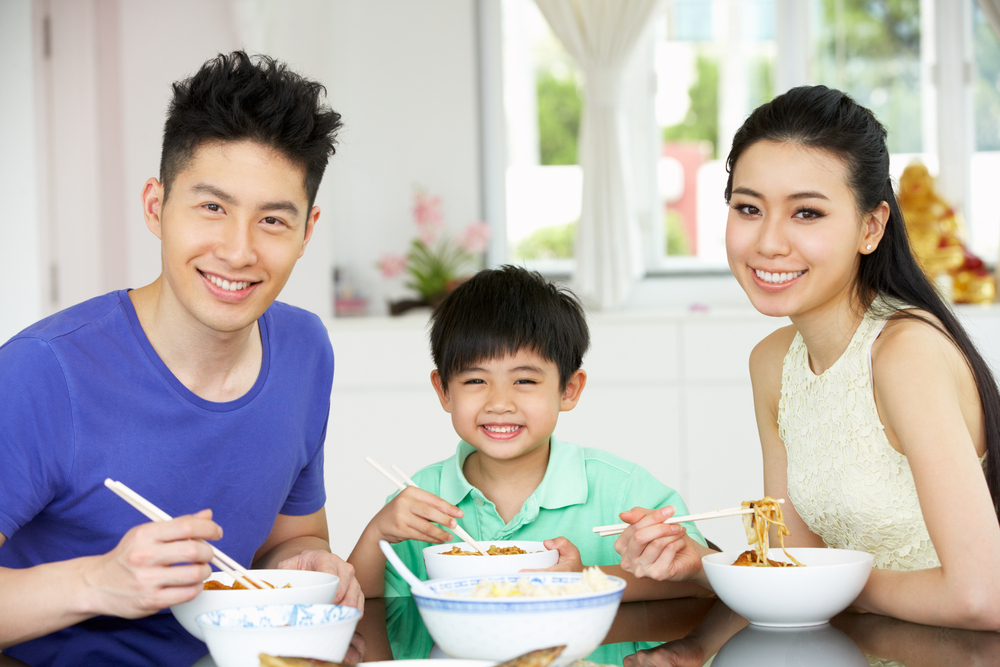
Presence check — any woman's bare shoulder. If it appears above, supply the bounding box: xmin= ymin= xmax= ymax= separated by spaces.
xmin=749 ymin=324 xmax=798 ymax=371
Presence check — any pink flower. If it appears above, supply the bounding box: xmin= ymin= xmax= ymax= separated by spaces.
xmin=413 ymin=191 xmax=444 ymax=245
xmin=458 ymin=221 xmax=491 ymax=254
xmin=378 ymin=253 xmax=408 ymax=278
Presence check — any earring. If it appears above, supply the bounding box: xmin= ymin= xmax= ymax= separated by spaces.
xmin=866 ymin=244 xmax=872 ymax=250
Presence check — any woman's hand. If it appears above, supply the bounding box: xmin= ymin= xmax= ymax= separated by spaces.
xmin=624 ymin=639 xmax=707 ymax=667
xmin=615 ymin=506 xmax=713 ymax=586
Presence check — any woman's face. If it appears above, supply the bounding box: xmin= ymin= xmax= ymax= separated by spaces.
xmin=725 ymin=140 xmax=870 ymax=321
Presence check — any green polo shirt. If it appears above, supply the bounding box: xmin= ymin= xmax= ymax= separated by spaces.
xmin=384 ymin=436 xmax=705 ymax=597
xmin=382 ymin=437 xmax=706 ymax=663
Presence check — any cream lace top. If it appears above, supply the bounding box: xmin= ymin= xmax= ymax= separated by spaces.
xmin=778 ymin=302 xmax=940 ymax=571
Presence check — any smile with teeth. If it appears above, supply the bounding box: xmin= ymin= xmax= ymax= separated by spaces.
xmin=483 ymin=425 xmax=522 ymax=434
xmin=755 ymin=269 xmax=804 ymax=284
xmin=205 ymin=272 xmax=256 ymax=292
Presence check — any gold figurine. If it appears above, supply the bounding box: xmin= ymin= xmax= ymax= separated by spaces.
xmin=898 ymin=162 xmax=995 ymax=304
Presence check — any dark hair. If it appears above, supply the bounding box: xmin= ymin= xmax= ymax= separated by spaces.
xmin=429 ymin=265 xmax=590 ymax=390
xmin=725 ymin=84 xmax=1000 ymax=520
xmin=160 ymin=51 xmax=342 ymax=209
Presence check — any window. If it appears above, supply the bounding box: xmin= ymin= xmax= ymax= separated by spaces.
xmin=496 ymin=0 xmax=996 ymax=281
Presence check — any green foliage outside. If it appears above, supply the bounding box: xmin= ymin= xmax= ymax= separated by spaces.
xmin=662 ymin=55 xmax=720 ymax=159
xmin=513 ymin=222 xmax=576 ymax=260
xmin=813 ymin=0 xmax=922 ymax=153
xmin=537 ymin=70 xmax=582 ymax=166
xmin=665 ymin=210 xmax=691 ymax=256
xmin=974 ymin=5 xmax=1000 ymax=151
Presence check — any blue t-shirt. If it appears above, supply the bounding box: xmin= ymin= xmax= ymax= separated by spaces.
xmin=0 ymin=290 xmax=333 ymax=667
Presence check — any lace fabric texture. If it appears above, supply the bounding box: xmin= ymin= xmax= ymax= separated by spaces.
xmin=778 ymin=304 xmax=940 ymax=571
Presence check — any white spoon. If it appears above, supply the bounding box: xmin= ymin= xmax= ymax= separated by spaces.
xmin=379 ymin=539 xmax=435 ymax=596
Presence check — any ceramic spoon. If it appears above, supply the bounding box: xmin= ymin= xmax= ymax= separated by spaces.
xmin=379 ymin=539 xmax=435 ymax=596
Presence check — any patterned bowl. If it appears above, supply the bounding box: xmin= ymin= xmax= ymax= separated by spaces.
xmin=195 ymin=603 xmax=360 ymax=667
xmin=423 ymin=540 xmax=558 ymax=579
xmin=170 ymin=569 xmax=339 ymax=640
xmin=703 ymin=548 xmax=873 ymax=627
xmin=413 ymin=571 xmax=626 ymax=665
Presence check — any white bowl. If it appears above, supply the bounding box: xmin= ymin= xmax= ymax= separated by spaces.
xmin=170 ymin=569 xmax=339 ymax=640
xmin=195 ymin=603 xmax=360 ymax=667
xmin=712 ymin=623 xmax=869 ymax=667
xmin=413 ymin=572 xmax=625 ymax=665
xmin=423 ymin=540 xmax=558 ymax=579
xmin=703 ymin=548 xmax=874 ymax=627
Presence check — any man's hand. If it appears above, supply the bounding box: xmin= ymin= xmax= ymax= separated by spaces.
xmin=84 ymin=509 xmax=220 ymax=618
xmin=278 ymin=549 xmax=364 ymax=612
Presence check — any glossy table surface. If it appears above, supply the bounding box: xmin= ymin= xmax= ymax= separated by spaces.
xmin=349 ymin=594 xmax=1000 ymax=667
xmin=4 ymin=594 xmax=994 ymax=667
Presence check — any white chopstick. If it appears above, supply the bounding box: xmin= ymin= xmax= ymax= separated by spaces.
xmin=364 ymin=457 xmax=489 ymax=556
xmin=594 ymin=499 xmax=785 ymax=537
xmin=103 ymin=478 xmax=269 ymax=590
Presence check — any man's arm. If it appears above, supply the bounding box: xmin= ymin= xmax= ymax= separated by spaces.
xmin=0 ymin=512 xmax=219 ymax=649
xmin=252 ymin=507 xmax=364 ymax=611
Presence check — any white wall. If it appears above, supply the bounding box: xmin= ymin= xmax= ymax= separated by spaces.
xmin=0 ymin=0 xmax=43 ymax=344
xmin=3 ymin=0 xmax=482 ymax=337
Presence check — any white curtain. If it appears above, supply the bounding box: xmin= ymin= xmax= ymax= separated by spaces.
xmin=534 ymin=0 xmax=662 ymax=310
xmin=978 ymin=0 xmax=1000 ymax=39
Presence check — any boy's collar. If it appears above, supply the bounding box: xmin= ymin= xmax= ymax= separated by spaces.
xmin=443 ymin=437 xmax=588 ymax=509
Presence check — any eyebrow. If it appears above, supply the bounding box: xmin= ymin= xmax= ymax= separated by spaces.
xmin=731 ymin=186 xmax=830 ymax=202
xmin=456 ymin=364 xmax=546 ymax=375
xmin=190 ymin=183 xmax=301 ymax=217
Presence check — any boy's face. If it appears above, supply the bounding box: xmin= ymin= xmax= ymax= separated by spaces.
xmin=431 ymin=349 xmax=586 ymax=464
xmin=141 ymin=140 xmax=318 ymax=336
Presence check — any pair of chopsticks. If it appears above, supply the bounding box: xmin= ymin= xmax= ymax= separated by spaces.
xmin=365 ymin=457 xmax=489 ymax=556
xmin=593 ymin=499 xmax=785 ymax=537
xmin=103 ymin=478 xmax=270 ymax=590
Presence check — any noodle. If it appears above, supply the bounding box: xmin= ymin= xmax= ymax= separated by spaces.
xmin=734 ymin=497 xmax=803 ymax=567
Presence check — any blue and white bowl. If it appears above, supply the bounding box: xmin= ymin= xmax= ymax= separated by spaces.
xmin=195 ymin=603 xmax=361 ymax=667
xmin=413 ymin=572 xmax=626 ymax=665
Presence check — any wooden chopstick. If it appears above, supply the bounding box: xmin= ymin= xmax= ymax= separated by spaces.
xmin=364 ymin=457 xmax=489 ymax=556
xmin=103 ymin=479 xmax=269 ymax=590
xmin=594 ymin=500 xmax=785 ymax=537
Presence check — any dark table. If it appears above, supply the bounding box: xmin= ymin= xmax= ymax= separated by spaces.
xmin=355 ymin=594 xmax=1000 ymax=666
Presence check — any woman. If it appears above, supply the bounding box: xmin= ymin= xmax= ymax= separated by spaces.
xmin=615 ymin=85 xmax=1000 ymax=630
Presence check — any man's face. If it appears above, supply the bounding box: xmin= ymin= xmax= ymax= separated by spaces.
xmin=142 ymin=140 xmax=318 ymax=336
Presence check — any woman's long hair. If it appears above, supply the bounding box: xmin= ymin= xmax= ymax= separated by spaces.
xmin=724 ymin=85 xmax=1000 ymax=520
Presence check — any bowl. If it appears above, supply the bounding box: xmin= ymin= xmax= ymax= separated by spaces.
xmin=412 ymin=571 xmax=625 ymax=665
xmin=195 ymin=603 xmax=360 ymax=667
xmin=423 ymin=540 xmax=558 ymax=579
xmin=703 ymin=548 xmax=874 ymax=627
xmin=170 ymin=569 xmax=339 ymax=640
xmin=712 ymin=623 xmax=869 ymax=667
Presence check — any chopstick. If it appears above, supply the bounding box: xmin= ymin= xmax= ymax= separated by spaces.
xmin=103 ymin=478 xmax=269 ymax=590
xmin=593 ymin=499 xmax=785 ymax=537
xmin=365 ymin=457 xmax=489 ymax=556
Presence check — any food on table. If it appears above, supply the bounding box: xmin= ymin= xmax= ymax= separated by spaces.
xmin=495 ymin=646 xmax=566 ymax=667
xmin=466 ymin=566 xmax=615 ymax=597
xmin=258 ymin=655 xmax=344 ymax=667
xmin=732 ymin=496 xmax=803 ymax=567
xmin=441 ymin=544 xmax=538 ymax=556
xmin=203 ymin=579 xmax=288 ymax=590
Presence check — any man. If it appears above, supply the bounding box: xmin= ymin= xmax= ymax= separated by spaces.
xmin=0 ymin=51 xmax=362 ymax=666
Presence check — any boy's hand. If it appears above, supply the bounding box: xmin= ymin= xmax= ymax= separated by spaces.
xmin=614 ymin=506 xmax=709 ymax=585
xmin=371 ymin=486 xmax=463 ymax=545
xmin=530 ymin=537 xmax=583 ymax=572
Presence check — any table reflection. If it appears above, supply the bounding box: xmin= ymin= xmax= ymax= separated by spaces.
xmin=359 ymin=595 xmax=1000 ymax=667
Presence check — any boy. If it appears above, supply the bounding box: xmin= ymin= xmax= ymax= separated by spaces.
xmin=0 ymin=52 xmax=361 ymax=666
xmin=348 ymin=266 xmax=707 ymax=602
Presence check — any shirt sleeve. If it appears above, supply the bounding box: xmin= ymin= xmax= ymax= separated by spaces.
xmin=0 ymin=338 xmax=75 ymax=538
